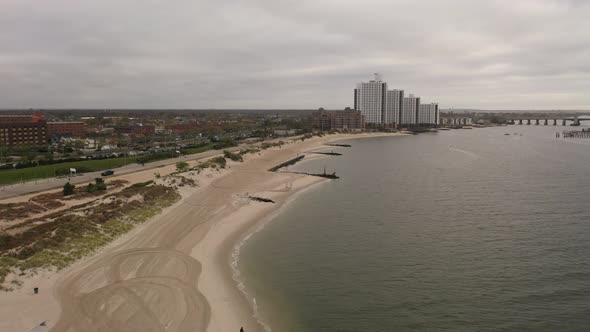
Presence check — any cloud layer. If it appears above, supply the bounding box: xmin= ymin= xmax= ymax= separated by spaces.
xmin=1 ymin=0 xmax=589 ymax=109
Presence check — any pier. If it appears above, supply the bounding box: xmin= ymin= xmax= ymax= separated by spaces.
xmin=508 ymin=116 xmax=590 ymax=126
xmin=562 ymin=129 xmax=590 ymax=138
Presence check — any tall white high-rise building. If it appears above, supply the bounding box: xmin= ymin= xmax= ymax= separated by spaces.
xmin=353 ymin=76 xmax=438 ymax=127
xmin=385 ymin=89 xmax=404 ymax=125
xmin=354 ymin=80 xmax=387 ymax=124
xmin=401 ymin=94 xmax=420 ymax=125
xmin=418 ymin=103 xmax=439 ymax=125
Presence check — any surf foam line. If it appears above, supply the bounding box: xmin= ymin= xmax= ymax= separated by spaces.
xmin=449 ymin=145 xmax=481 ymax=158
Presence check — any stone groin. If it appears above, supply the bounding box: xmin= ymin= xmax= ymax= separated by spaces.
xmin=268 ymin=155 xmax=305 ymax=172
xmin=324 ymin=143 xmax=351 ymax=147
xmin=311 ymin=152 xmax=342 ymax=156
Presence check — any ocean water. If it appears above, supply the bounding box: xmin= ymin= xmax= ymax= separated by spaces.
xmin=239 ymin=126 xmax=590 ymax=332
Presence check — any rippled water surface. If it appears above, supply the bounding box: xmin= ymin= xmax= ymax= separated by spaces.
xmin=240 ymin=126 xmax=590 ymax=331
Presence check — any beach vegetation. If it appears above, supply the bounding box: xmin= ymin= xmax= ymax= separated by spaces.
xmin=63 ymin=182 xmax=75 ymax=196
xmin=239 ymin=147 xmax=260 ymax=156
xmin=210 ymin=156 xmax=227 ymax=168
xmin=0 ymin=183 xmax=181 ymax=290
xmin=300 ymin=133 xmax=313 ymax=141
xmin=176 ymin=161 xmax=189 ymax=172
xmin=169 ymin=175 xmax=197 ymax=187
xmin=128 ymin=180 xmax=154 ymax=189
xmin=260 ymin=141 xmax=285 ymax=150
xmin=223 ymin=150 xmax=243 ymax=162
xmin=0 ymin=180 xmax=128 ymax=222
xmin=85 ymin=178 xmax=107 ymax=193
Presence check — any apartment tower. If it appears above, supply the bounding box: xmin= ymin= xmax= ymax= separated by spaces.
xmin=354 ymin=78 xmax=387 ymax=124
xmin=385 ymin=89 xmax=404 ymax=127
xmin=401 ymin=94 xmax=420 ymax=125
xmin=417 ymin=103 xmax=439 ymax=125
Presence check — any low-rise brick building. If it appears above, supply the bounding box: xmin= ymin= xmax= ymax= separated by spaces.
xmin=0 ymin=112 xmax=47 ymax=146
xmin=47 ymin=121 xmax=87 ymax=138
xmin=311 ymin=109 xmax=365 ymax=131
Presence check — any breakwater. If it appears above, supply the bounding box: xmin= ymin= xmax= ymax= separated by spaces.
xmin=268 ymin=155 xmax=305 ymax=172
xmin=286 ymin=171 xmax=339 ymax=179
xmin=311 ymin=152 xmax=342 ymax=156
xmin=248 ymin=196 xmax=275 ymax=203
xmin=324 ymin=143 xmax=351 ymax=147
xmin=562 ymin=129 xmax=590 ymax=138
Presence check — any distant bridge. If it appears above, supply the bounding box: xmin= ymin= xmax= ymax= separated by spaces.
xmin=507 ymin=116 xmax=590 ymax=126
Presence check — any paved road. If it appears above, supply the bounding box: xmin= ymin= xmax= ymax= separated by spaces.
xmin=0 ymin=147 xmax=241 ymax=200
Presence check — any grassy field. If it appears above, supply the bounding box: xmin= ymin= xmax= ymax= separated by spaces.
xmin=180 ymin=143 xmax=215 ymax=155
xmin=0 ymin=157 xmax=138 ymax=186
xmin=0 ymin=141 xmax=231 ymax=186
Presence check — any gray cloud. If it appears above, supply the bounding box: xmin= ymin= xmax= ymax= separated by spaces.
xmin=0 ymin=0 xmax=589 ymax=109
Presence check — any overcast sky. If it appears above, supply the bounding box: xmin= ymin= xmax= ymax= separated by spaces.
xmin=1 ymin=0 xmax=589 ymax=110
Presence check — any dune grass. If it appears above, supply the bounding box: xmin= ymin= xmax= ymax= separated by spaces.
xmin=0 ymin=182 xmax=180 ymax=290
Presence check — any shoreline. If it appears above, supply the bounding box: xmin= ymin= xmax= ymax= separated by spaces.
xmin=198 ymin=133 xmax=408 ymax=332
xmin=0 ymin=132 xmax=406 ymax=332
xmin=229 ymin=176 xmax=329 ymax=332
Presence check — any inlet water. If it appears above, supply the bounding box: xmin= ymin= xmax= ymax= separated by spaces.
xmin=239 ymin=126 xmax=590 ymax=332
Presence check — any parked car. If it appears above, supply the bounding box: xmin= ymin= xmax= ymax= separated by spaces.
xmin=101 ymin=169 xmax=114 ymax=176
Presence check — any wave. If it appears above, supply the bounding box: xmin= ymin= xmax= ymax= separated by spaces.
xmin=231 ymin=222 xmax=273 ymax=332
xmin=449 ymin=145 xmax=480 ymax=158
xmin=230 ymin=179 xmax=329 ymax=332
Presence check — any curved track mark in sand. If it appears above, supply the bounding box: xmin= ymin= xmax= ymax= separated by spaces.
xmin=52 ymin=248 xmax=209 ymax=332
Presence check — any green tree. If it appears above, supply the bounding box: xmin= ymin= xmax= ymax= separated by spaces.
xmin=44 ymin=152 xmax=54 ymax=162
xmin=0 ymin=146 xmax=9 ymax=163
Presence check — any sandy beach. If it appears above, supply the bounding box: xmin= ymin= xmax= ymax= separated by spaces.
xmin=0 ymin=132 xmax=404 ymax=332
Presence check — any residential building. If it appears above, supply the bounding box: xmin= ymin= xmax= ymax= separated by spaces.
xmin=352 ymin=76 xmax=440 ymax=127
xmin=354 ymin=80 xmax=387 ymax=124
xmin=401 ymin=94 xmax=420 ymax=125
xmin=417 ymin=103 xmax=439 ymax=126
xmin=0 ymin=113 xmax=47 ymax=146
xmin=311 ymin=109 xmax=365 ymax=131
xmin=385 ymin=89 xmax=404 ymax=126
xmin=165 ymin=123 xmax=203 ymax=134
xmin=47 ymin=121 xmax=87 ymax=138
xmin=0 ymin=113 xmax=42 ymax=124
xmin=114 ymin=125 xmax=156 ymax=136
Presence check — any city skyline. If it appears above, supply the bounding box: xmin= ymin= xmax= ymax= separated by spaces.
xmin=1 ymin=1 xmax=589 ymax=110
xmin=354 ymin=77 xmax=439 ymax=126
